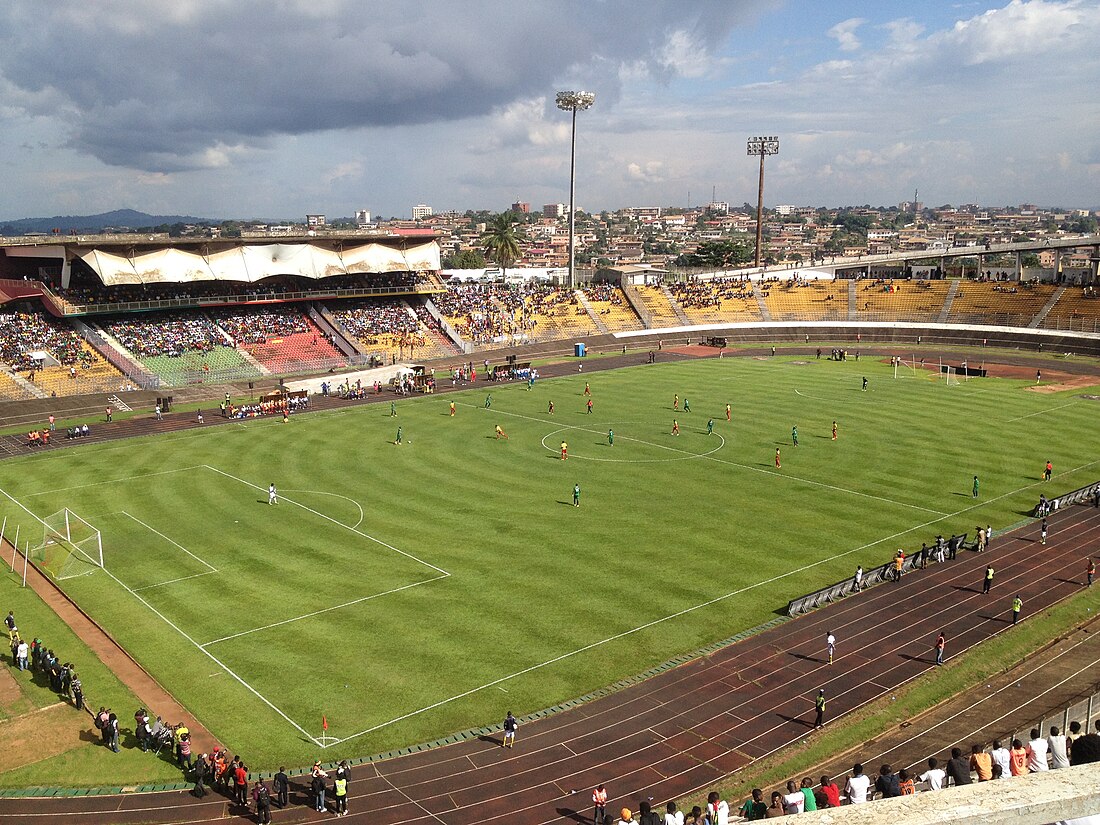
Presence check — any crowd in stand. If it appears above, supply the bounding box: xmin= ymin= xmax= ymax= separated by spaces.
xmin=668 ymin=276 xmax=755 ymax=310
xmin=435 ymin=281 xmax=582 ymax=343
xmin=327 ymin=298 xmax=426 ymax=350
xmin=715 ymin=727 xmax=1100 ymax=819
xmin=102 ymin=311 xmax=227 ymax=358
xmin=207 ymin=305 xmax=311 ymax=345
xmin=56 ymin=272 xmax=424 ymax=307
xmin=0 ymin=309 xmax=97 ymax=372
xmin=221 ymin=393 xmax=308 ymax=420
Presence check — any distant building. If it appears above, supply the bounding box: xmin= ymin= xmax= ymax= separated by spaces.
xmin=412 ymin=204 xmax=433 ymax=221
xmin=355 ymin=209 xmax=371 ymax=227
xmin=543 ymin=203 xmax=566 ymax=218
xmin=510 ymin=201 xmax=530 ymax=214
xmin=306 ymin=214 xmax=326 ymax=228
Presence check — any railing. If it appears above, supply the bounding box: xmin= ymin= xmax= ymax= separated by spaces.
xmin=54 ymin=284 xmax=445 ymax=316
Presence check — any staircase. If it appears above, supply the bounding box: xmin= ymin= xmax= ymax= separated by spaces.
xmin=660 ymin=286 xmax=692 ymax=326
xmin=848 ymin=280 xmax=858 ymax=321
xmin=574 ymin=290 xmax=609 ymax=334
xmin=1029 ymin=286 xmax=1066 ymax=328
xmin=752 ymin=282 xmax=772 ymax=321
xmin=938 ymin=279 xmax=960 ymax=323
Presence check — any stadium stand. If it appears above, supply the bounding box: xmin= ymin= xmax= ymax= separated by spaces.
xmin=206 ymin=305 xmax=347 ymax=374
xmin=519 ymin=286 xmax=602 ymax=340
xmin=765 ymin=279 xmax=850 ymax=321
xmin=1040 ymin=284 xmax=1100 ymax=331
xmin=581 ymin=284 xmax=645 ymax=332
xmin=632 ymin=285 xmax=684 ymax=327
xmin=855 ymin=279 xmax=953 ymax=322
xmin=325 ymin=298 xmax=454 ymax=361
xmin=0 ymin=308 xmax=124 ymax=396
xmin=669 ymin=277 xmax=763 ymax=324
xmin=947 ymin=281 xmax=1056 ymax=326
xmin=0 ymin=369 xmax=30 ymax=401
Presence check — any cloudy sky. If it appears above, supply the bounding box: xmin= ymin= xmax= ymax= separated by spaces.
xmin=0 ymin=0 xmax=1097 ymax=221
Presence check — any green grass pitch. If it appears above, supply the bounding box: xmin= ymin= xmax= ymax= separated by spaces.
xmin=0 ymin=355 xmax=1097 ymax=768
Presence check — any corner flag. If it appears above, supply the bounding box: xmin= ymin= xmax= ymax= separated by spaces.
xmin=322 ymin=715 xmax=328 ymax=731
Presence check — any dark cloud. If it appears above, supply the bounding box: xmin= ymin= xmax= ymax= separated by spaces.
xmin=0 ymin=1 xmax=765 ymax=171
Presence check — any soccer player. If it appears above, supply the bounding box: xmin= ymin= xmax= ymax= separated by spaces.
xmin=832 ymin=420 xmax=838 ymax=441
xmin=608 ymin=429 xmax=614 ymax=446
xmin=449 ymin=401 xmax=456 ymax=416
xmin=484 ymin=394 xmax=492 ymax=409
xmin=268 ymin=484 xmax=278 ymax=506
xmin=1044 ymin=460 xmax=1052 ymax=481
xmin=673 ymin=394 xmax=679 ymax=410
xmin=671 ymin=419 xmax=680 ymax=436
xmin=495 ymin=425 xmax=509 ymax=439
xmin=862 ymin=377 xmax=868 ymax=391
xmin=502 ymin=711 xmax=517 ymax=747
xmin=972 ymin=475 xmax=980 ymax=498
xmin=826 ymin=632 xmax=835 ymax=665
xmin=684 ymin=398 xmax=690 ymax=413
xmin=548 ymin=400 xmax=555 ymax=415
xmin=560 ymin=440 xmax=568 ymax=460
xmin=1040 ymin=517 xmax=1048 ymax=545
xmin=390 ymin=402 xmax=396 ymax=417
xmin=583 ymin=382 xmax=591 ymax=396
xmin=726 ymin=403 xmax=732 ymax=421
xmin=586 ymin=399 xmax=593 ymax=414
xmin=395 ymin=426 xmax=403 ymax=445
xmin=573 ymin=483 xmax=580 ymax=507
xmin=775 ymin=447 xmax=781 ymax=469
xmin=706 ymin=418 xmax=714 ymax=435
xmin=792 ymin=425 xmax=798 ymax=446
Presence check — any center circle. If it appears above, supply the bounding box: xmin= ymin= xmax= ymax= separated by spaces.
xmin=540 ymin=423 xmax=726 ymax=463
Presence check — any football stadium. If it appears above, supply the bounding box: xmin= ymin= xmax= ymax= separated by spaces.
xmin=1 ymin=232 xmax=1100 ymax=824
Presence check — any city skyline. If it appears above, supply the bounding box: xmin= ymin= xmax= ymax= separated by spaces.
xmin=0 ymin=1 xmax=1097 ymax=221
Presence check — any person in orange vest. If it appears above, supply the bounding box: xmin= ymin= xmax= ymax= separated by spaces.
xmin=592 ymin=784 xmax=608 ymax=824
xmin=894 ymin=549 xmax=905 ymax=582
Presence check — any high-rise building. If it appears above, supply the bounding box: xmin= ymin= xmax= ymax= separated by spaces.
xmin=543 ymin=203 xmax=566 ymax=218
xmin=511 ymin=201 xmax=530 ymax=214
xmin=306 ymin=214 xmax=326 ymax=228
xmin=355 ymin=209 xmax=371 ymax=227
xmin=412 ymin=204 xmax=433 ymax=220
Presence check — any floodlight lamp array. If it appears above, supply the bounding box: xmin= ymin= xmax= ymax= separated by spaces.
xmin=747 ymin=136 xmax=780 ymax=155
xmin=556 ymin=91 xmax=596 ymax=111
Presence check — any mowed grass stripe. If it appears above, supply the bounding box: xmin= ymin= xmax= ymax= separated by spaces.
xmin=0 ymin=356 xmax=1097 ymax=766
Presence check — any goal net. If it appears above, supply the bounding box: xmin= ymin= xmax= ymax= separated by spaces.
xmin=29 ymin=509 xmax=103 ymax=580
xmin=939 ymin=364 xmax=961 ymax=386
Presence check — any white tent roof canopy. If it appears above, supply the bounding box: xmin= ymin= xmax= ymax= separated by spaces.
xmin=78 ymin=240 xmax=441 ymax=286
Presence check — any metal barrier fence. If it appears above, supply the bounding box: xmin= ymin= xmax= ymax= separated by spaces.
xmin=1052 ymin=481 xmax=1100 ymax=510
xmin=1009 ymin=687 xmax=1100 ymax=752
xmin=787 ymin=533 xmax=972 ymax=617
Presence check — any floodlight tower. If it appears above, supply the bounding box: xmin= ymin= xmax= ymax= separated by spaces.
xmin=747 ymin=135 xmax=780 ymax=269
xmin=556 ymin=90 xmax=596 ymax=287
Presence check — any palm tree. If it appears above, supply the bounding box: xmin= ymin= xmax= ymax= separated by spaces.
xmin=482 ymin=213 xmax=525 ymax=280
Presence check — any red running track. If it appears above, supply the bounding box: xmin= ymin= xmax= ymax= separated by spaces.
xmin=1 ymin=503 xmax=1097 ymax=824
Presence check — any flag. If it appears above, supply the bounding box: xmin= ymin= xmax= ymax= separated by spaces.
xmin=322 ymin=715 xmax=328 ymax=731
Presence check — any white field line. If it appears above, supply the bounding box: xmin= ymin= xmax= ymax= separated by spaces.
xmin=132 ymin=571 xmax=218 ymax=593
xmin=466 ymin=402 xmax=947 ymax=516
xmin=202 ymin=465 xmax=450 ymax=577
xmin=283 ymin=488 xmax=365 ymax=530
xmin=200 ymin=574 xmax=447 ymax=647
xmin=1005 ymin=400 xmax=1079 ymax=422
xmin=119 ymin=511 xmax=217 ymax=573
xmin=0 ymin=486 xmax=322 ymax=747
xmin=321 ymin=445 xmax=1100 ymax=748
xmin=14 ymin=465 xmax=205 ymax=498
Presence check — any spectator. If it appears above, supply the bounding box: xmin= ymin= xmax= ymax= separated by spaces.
xmin=706 ymin=791 xmax=729 ymax=824
xmin=665 ymin=800 xmax=685 ymax=825
xmin=990 ymin=740 xmax=1012 ymax=778
xmin=1027 ymin=728 xmax=1050 ymax=772
xmin=799 ymin=778 xmax=817 ymax=812
xmin=638 ymin=800 xmax=661 ymax=825
xmin=1049 ymin=726 xmax=1070 ymax=769
xmin=1009 ymin=739 xmax=1028 ymax=776
xmin=819 ymin=775 xmax=841 ymax=808
xmin=970 ymin=744 xmax=993 ymax=781
xmin=946 ymin=747 xmax=972 ymax=786
xmin=875 ymin=765 xmax=901 ymax=798
xmin=844 ymin=763 xmax=871 ymax=803
xmin=737 ymin=790 xmax=766 ymax=821
xmin=765 ymin=792 xmax=784 ymax=818
xmin=897 ymin=769 xmax=915 ymax=795
xmin=920 ymin=757 xmax=946 ymax=790
xmin=782 ymin=781 xmax=804 ymax=814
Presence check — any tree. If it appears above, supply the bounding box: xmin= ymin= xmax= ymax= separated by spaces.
xmin=482 ymin=213 xmax=525 ymax=278
xmin=444 ymin=250 xmax=487 ymax=269
xmin=673 ymin=239 xmax=753 ymax=269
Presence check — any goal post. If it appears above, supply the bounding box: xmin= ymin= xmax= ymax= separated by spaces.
xmin=30 ymin=509 xmax=104 ymax=581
